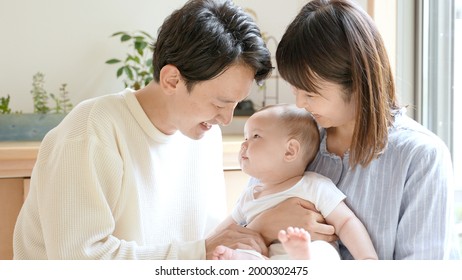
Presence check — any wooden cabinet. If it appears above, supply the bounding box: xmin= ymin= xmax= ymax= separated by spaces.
xmin=0 ymin=136 xmax=247 ymax=260
xmin=0 ymin=179 xmax=27 ymax=259
xmin=0 ymin=142 xmax=37 ymax=260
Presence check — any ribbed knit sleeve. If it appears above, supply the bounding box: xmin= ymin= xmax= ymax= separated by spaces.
xmin=13 ymin=90 xmax=227 ymax=259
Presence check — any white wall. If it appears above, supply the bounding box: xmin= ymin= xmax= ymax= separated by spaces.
xmin=0 ymin=0 xmax=187 ymax=112
xmin=0 ymin=0 xmax=369 ymax=113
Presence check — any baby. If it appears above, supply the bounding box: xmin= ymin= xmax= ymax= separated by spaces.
xmin=213 ymin=104 xmax=377 ymax=260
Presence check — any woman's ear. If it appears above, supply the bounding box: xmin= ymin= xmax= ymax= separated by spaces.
xmin=285 ymin=139 xmax=300 ymax=162
xmin=159 ymin=64 xmax=181 ymax=95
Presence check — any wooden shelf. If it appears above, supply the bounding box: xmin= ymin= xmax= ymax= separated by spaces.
xmin=0 ymin=142 xmax=39 ymax=179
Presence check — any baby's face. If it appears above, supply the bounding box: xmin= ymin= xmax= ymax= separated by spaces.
xmin=239 ymin=110 xmax=288 ymax=178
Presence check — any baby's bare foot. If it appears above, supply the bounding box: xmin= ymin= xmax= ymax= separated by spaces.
xmin=212 ymin=245 xmax=264 ymax=260
xmin=278 ymin=226 xmax=311 ymax=259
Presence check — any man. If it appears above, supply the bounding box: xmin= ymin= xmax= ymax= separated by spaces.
xmin=13 ymin=0 xmax=272 ymax=260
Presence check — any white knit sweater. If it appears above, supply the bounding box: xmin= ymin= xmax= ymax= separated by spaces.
xmin=13 ymin=89 xmax=227 ymax=259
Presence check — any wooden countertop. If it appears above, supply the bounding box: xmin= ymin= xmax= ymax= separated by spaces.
xmin=0 ymin=135 xmax=244 ymax=178
xmin=0 ymin=142 xmax=39 ymax=178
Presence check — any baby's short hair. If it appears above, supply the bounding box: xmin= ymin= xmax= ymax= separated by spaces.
xmin=258 ymin=104 xmax=320 ymax=165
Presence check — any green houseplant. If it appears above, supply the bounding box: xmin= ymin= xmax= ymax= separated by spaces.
xmin=105 ymin=31 xmax=154 ymax=90
xmin=0 ymin=72 xmax=72 ymax=141
xmin=0 ymin=95 xmax=12 ymax=114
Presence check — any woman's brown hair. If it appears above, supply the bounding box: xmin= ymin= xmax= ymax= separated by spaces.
xmin=276 ymin=0 xmax=399 ymax=167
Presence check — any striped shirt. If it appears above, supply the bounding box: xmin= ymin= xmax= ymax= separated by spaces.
xmin=308 ymin=109 xmax=460 ymax=259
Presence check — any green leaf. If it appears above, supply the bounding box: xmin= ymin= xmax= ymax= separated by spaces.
xmin=116 ymin=67 xmax=124 ymax=78
xmin=125 ymin=55 xmax=140 ymax=64
xmin=133 ymin=36 xmax=146 ymax=41
xmin=145 ymin=77 xmax=153 ymax=86
xmin=135 ymin=41 xmax=148 ymax=55
xmin=138 ymin=30 xmax=154 ymax=40
xmin=111 ymin=31 xmax=127 ymax=37
xmin=124 ymin=66 xmax=134 ymax=80
xmin=106 ymin=59 xmax=121 ymax=64
xmin=121 ymin=34 xmax=131 ymax=42
xmin=125 ymin=55 xmax=135 ymax=63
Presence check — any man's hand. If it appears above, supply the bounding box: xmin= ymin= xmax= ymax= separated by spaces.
xmin=205 ymin=223 xmax=268 ymax=260
xmin=246 ymin=197 xmax=337 ymax=245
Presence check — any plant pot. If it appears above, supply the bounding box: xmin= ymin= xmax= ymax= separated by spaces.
xmin=0 ymin=113 xmax=66 ymax=141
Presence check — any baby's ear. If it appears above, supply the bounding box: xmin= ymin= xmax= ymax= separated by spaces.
xmin=285 ymin=139 xmax=300 ymax=162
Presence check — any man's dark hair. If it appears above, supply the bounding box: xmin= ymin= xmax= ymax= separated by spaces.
xmin=153 ymin=0 xmax=273 ymax=91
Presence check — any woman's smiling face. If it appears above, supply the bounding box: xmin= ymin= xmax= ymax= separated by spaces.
xmin=291 ymin=79 xmax=356 ymax=130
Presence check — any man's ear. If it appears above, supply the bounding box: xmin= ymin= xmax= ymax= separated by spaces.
xmin=285 ymin=139 xmax=300 ymax=162
xmin=159 ymin=64 xmax=181 ymax=95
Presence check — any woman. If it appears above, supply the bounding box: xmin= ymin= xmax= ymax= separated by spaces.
xmin=248 ymin=0 xmax=460 ymax=260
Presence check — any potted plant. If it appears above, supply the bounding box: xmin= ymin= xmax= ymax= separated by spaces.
xmin=105 ymin=30 xmax=154 ymax=90
xmin=0 ymin=72 xmax=72 ymax=141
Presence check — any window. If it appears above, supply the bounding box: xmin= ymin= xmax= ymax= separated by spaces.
xmin=453 ymin=0 xmax=462 ymax=247
xmin=454 ymin=2 xmax=461 ymax=191
xmin=412 ymin=0 xmax=461 ymax=250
